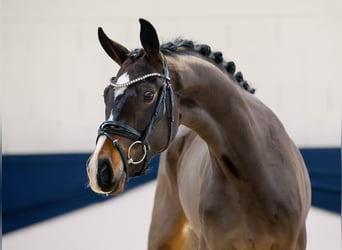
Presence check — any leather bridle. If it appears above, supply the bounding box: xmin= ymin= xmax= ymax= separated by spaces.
xmin=97 ymin=55 xmax=174 ymax=181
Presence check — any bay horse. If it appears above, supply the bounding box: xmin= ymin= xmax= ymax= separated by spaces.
xmin=86 ymin=18 xmax=311 ymax=250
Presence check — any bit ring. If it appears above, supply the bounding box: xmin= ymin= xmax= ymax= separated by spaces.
xmin=127 ymin=141 xmax=147 ymax=165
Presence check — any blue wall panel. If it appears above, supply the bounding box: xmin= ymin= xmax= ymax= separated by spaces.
xmin=2 ymin=154 xmax=159 ymax=234
xmin=300 ymin=148 xmax=341 ymax=213
xmin=2 ymin=148 xmax=340 ymax=234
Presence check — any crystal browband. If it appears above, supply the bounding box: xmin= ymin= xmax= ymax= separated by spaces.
xmin=110 ymin=73 xmax=171 ymax=89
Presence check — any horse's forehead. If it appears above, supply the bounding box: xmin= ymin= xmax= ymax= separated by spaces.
xmin=105 ymin=72 xmax=131 ymax=121
xmin=114 ymin=72 xmax=130 ymax=99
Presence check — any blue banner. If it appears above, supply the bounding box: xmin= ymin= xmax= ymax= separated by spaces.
xmin=2 ymin=148 xmax=340 ymax=234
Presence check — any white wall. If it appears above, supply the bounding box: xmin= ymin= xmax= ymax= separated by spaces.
xmin=1 ymin=0 xmax=341 ymax=154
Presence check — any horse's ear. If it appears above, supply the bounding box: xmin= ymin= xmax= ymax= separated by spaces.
xmin=139 ymin=18 xmax=160 ymax=59
xmin=98 ymin=27 xmax=129 ymax=65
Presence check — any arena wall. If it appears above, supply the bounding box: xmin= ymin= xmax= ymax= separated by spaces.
xmin=1 ymin=0 xmax=341 ymax=233
xmin=2 ymin=0 xmax=341 ymax=154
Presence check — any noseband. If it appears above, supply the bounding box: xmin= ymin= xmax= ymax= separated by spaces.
xmin=97 ymin=55 xmax=174 ymax=181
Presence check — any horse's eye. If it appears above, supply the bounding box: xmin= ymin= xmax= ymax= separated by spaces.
xmin=144 ymin=91 xmax=154 ymax=101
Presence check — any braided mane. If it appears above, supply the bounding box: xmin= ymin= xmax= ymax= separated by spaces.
xmin=129 ymin=39 xmax=255 ymax=94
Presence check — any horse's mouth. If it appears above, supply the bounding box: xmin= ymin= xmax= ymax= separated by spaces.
xmin=108 ymin=173 xmax=127 ymax=195
xmin=87 ymin=164 xmax=127 ymax=196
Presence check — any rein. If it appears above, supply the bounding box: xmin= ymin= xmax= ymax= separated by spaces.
xmin=97 ymin=55 xmax=174 ymax=181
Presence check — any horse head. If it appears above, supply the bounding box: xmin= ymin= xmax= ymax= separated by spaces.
xmin=87 ymin=19 xmax=179 ymax=195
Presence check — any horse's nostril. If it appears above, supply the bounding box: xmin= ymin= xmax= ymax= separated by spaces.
xmin=97 ymin=158 xmax=114 ymax=191
xmin=99 ymin=163 xmax=111 ymax=183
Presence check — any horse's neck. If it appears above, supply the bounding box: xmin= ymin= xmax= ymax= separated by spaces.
xmin=172 ymin=55 xmax=263 ymax=178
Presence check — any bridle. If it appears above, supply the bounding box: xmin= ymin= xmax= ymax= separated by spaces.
xmin=97 ymin=55 xmax=174 ymax=181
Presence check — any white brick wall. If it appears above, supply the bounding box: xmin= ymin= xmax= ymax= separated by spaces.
xmin=1 ymin=0 xmax=341 ymax=153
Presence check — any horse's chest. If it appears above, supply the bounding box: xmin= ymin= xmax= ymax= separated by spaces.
xmin=175 ymin=137 xmax=212 ymax=235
